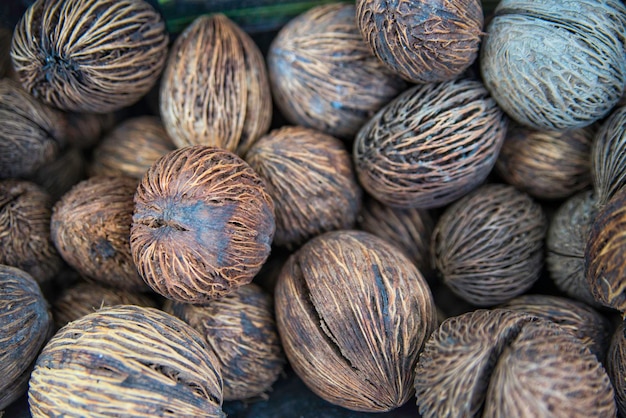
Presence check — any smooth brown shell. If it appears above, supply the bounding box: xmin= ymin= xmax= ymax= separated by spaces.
xmin=353 ymin=78 xmax=507 ymax=209
xmin=268 ymin=3 xmax=406 ymax=139
xmin=591 ymin=105 xmax=626 ymax=208
xmin=160 ymin=14 xmax=271 ymax=155
xmin=131 ymin=145 xmax=275 ymax=303
xmin=28 ymin=305 xmax=225 ymax=417
xmin=431 ymin=184 xmax=547 ymax=306
xmin=10 ymin=0 xmax=169 ymax=113
xmin=245 ymin=126 xmax=362 ymax=249
xmin=275 ymin=230 xmax=437 ymax=412
xmin=607 ymin=321 xmax=626 ymax=417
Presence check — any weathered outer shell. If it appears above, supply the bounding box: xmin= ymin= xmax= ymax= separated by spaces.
xmin=28 ymin=305 xmax=225 ymax=417
xmin=160 ymin=14 xmax=272 ymax=155
xmin=131 ymin=146 xmax=275 ymax=303
xmin=591 ymin=105 xmax=626 ymax=208
xmin=495 ymin=124 xmax=593 ymax=199
xmin=415 ymin=309 xmax=616 ymax=418
xmin=0 ymin=265 xmax=53 ymax=410
xmin=268 ymin=3 xmax=406 ymax=139
xmin=607 ymin=321 xmax=626 ymax=417
xmin=245 ymin=126 xmax=362 ymax=248
xmin=0 ymin=180 xmax=62 ymax=283
xmin=353 ymin=78 xmax=507 ymax=209
xmin=51 ymin=176 xmax=148 ymax=291
xmin=275 ymin=230 xmax=437 ymax=412
xmin=91 ymin=116 xmax=175 ymax=180
xmin=480 ymin=0 xmax=626 ymax=130
xmin=355 ymin=0 xmax=483 ymax=84
xmin=431 ymin=184 xmax=547 ymax=306
xmin=166 ymin=283 xmax=284 ymax=401
xmin=31 ymin=147 xmax=86 ymax=202
xmin=10 ymin=0 xmax=168 ymax=113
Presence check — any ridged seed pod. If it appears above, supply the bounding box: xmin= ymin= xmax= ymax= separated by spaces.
xmin=607 ymin=321 xmax=626 ymax=417
xmin=591 ymin=105 xmax=626 ymax=208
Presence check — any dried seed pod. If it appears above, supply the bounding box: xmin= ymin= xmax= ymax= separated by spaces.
xmin=0 ymin=265 xmax=53 ymax=410
xmin=166 ymin=283 xmax=284 ymax=401
xmin=355 ymin=0 xmax=483 ymax=84
xmin=607 ymin=321 xmax=626 ymax=417
xmin=353 ymin=78 xmax=507 ymax=209
xmin=31 ymin=147 xmax=86 ymax=202
xmin=64 ymin=112 xmax=115 ymax=150
xmin=495 ymin=124 xmax=593 ymax=200
xmin=10 ymin=0 xmax=169 ymax=113
xmin=51 ymin=176 xmax=148 ymax=291
xmin=0 ymin=78 xmax=65 ymax=179
xmin=432 ymin=184 xmax=547 ymax=306
xmin=415 ymin=309 xmax=616 ymax=418
xmin=160 ymin=14 xmax=272 ymax=155
xmin=0 ymin=180 xmax=62 ymax=284
xmin=268 ymin=3 xmax=407 ymax=139
xmin=131 ymin=146 xmax=275 ymax=303
xmin=591 ymin=105 xmax=626 ymax=208
xmin=480 ymin=0 xmax=626 ymax=130
xmin=28 ymin=305 xmax=225 ymax=417
xmin=275 ymin=230 xmax=437 ymax=412
xmin=91 ymin=116 xmax=175 ymax=180
xmin=245 ymin=126 xmax=362 ymax=248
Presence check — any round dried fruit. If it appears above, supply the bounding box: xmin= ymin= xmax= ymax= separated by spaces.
xmin=607 ymin=321 xmax=626 ymax=417
xmin=591 ymin=105 xmax=626 ymax=208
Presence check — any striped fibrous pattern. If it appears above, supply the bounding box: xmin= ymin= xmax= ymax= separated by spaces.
xmin=591 ymin=105 xmax=626 ymax=208
xmin=160 ymin=14 xmax=272 ymax=156
xmin=28 ymin=305 xmax=225 ymax=417
xmin=245 ymin=126 xmax=362 ymax=249
xmin=481 ymin=0 xmax=626 ymax=130
xmin=585 ymin=186 xmax=626 ymax=313
xmin=607 ymin=321 xmax=626 ymax=417
xmin=495 ymin=123 xmax=594 ymax=200
xmin=10 ymin=0 xmax=168 ymax=113
xmin=131 ymin=146 xmax=275 ymax=304
xmin=431 ymin=184 xmax=547 ymax=306
xmin=0 ymin=265 xmax=52 ymax=410
xmin=353 ymin=78 xmax=507 ymax=209
xmin=0 ymin=78 xmax=65 ymax=179
xmin=91 ymin=116 xmax=175 ymax=180
xmin=356 ymin=0 xmax=483 ymax=84
xmin=51 ymin=176 xmax=148 ymax=292
xmin=415 ymin=309 xmax=616 ymax=418
xmin=0 ymin=180 xmax=62 ymax=284
xmin=165 ymin=283 xmax=285 ymax=401
xmin=275 ymin=230 xmax=437 ymax=412
xmin=268 ymin=3 xmax=406 ymax=139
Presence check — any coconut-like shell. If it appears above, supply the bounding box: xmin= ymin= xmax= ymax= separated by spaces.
xmin=355 ymin=0 xmax=483 ymax=84
xmin=160 ymin=14 xmax=271 ymax=156
xmin=415 ymin=309 xmax=616 ymax=418
xmin=268 ymin=3 xmax=406 ymax=139
xmin=91 ymin=116 xmax=175 ymax=180
xmin=166 ymin=283 xmax=284 ymax=401
xmin=607 ymin=321 xmax=626 ymax=417
xmin=275 ymin=230 xmax=437 ymax=412
xmin=0 ymin=265 xmax=53 ymax=410
xmin=591 ymin=105 xmax=626 ymax=208
xmin=51 ymin=176 xmax=148 ymax=291
xmin=245 ymin=126 xmax=361 ymax=249
xmin=10 ymin=0 xmax=169 ymax=113
xmin=28 ymin=305 xmax=225 ymax=417
xmin=431 ymin=184 xmax=547 ymax=306
xmin=0 ymin=180 xmax=62 ymax=284
xmin=353 ymin=78 xmax=507 ymax=209
xmin=31 ymin=147 xmax=86 ymax=202
xmin=131 ymin=146 xmax=275 ymax=304
xmin=480 ymin=0 xmax=626 ymax=130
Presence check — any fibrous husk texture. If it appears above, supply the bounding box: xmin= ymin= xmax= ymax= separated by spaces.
xmin=480 ymin=0 xmax=626 ymax=130
xmin=51 ymin=176 xmax=147 ymax=291
xmin=355 ymin=0 xmax=484 ymax=84
xmin=245 ymin=126 xmax=362 ymax=249
xmin=0 ymin=265 xmax=52 ymax=410
xmin=268 ymin=3 xmax=406 ymax=139
xmin=10 ymin=0 xmax=169 ymax=113
xmin=160 ymin=14 xmax=271 ymax=156
xmin=28 ymin=305 xmax=225 ymax=417
xmin=353 ymin=78 xmax=507 ymax=209
xmin=166 ymin=283 xmax=284 ymax=401
xmin=415 ymin=309 xmax=616 ymax=418
xmin=275 ymin=230 xmax=437 ymax=412
xmin=431 ymin=184 xmax=547 ymax=306
xmin=131 ymin=145 xmax=275 ymax=304
xmin=592 ymin=105 xmax=626 ymax=208
xmin=0 ymin=179 xmax=62 ymax=284
xmin=607 ymin=321 xmax=626 ymax=417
